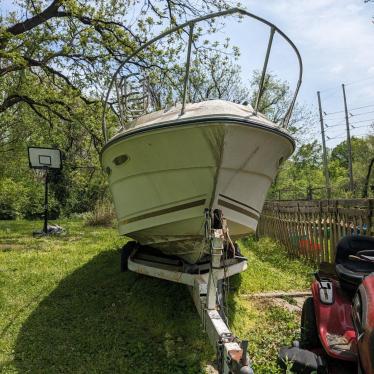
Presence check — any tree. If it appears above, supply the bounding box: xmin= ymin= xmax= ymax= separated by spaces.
xmin=330 ymin=136 xmax=374 ymax=194
xmin=362 ymin=158 xmax=374 ymax=198
xmin=189 ymin=49 xmax=249 ymax=103
xmin=0 ymin=0 xmax=232 ymax=127
xmin=1 ymin=1 xmax=320 ymax=216
xmin=270 ymin=141 xmax=325 ymax=200
xmin=270 ymin=135 xmax=374 ymax=201
xmin=0 ymin=0 xmax=237 ymax=218
xmin=249 ymin=71 xmax=314 ymax=142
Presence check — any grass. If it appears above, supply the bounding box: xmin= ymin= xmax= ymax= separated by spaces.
xmin=0 ymin=220 xmax=314 ymax=373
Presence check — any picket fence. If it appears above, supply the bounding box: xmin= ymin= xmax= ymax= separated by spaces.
xmin=257 ymin=199 xmax=374 ymax=264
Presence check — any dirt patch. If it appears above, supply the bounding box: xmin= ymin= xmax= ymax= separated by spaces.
xmin=0 ymin=243 xmax=24 ymax=251
xmin=241 ymin=291 xmax=311 ymax=314
xmin=271 ymin=297 xmax=305 ymax=313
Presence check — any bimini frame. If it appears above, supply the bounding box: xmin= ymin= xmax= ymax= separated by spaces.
xmin=101 ymin=7 xmax=303 ymax=142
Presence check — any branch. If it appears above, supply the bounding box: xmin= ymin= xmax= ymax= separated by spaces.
xmin=1 ymin=0 xmax=63 ymax=47
xmin=0 ymin=94 xmax=71 ymax=122
xmin=0 ymin=56 xmax=98 ymax=105
xmin=0 ymin=95 xmax=23 ymax=112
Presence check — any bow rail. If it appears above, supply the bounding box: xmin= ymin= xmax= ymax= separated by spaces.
xmin=102 ymin=7 xmax=303 ymax=143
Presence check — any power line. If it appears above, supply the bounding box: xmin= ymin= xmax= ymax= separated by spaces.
xmin=324 ymin=116 xmax=347 ymax=123
xmin=326 ymin=134 xmax=345 ymax=141
xmin=326 ymin=133 xmax=369 ymax=142
xmin=323 ymin=103 xmax=374 ymax=116
xmin=349 ymin=109 xmax=374 ymax=117
xmin=318 ymin=123 xmax=373 ymax=135
xmin=349 ymin=118 xmax=374 ymax=125
xmin=325 ymin=117 xmax=374 ymax=129
xmin=345 ymin=76 xmax=374 ymax=87
xmin=351 ymin=123 xmax=374 ymax=130
xmin=323 ymin=110 xmax=374 ymax=124
xmin=350 ymin=104 xmax=374 ymax=112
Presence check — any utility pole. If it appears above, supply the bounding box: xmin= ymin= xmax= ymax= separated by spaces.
xmin=317 ymin=91 xmax=331 ymax=198
xmin=342 ymin=84 xmax=354 ymax=194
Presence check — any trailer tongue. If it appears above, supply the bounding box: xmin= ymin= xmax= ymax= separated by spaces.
xmin=121 ymin=209 xmax=253 ymax=374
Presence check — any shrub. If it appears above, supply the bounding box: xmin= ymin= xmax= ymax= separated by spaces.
xmin=0 ymin=178 xmax=25 ymax=219
xmin=0 ymin=176 xmax=60 ymax=220
xmin=84 ymin=200 xmax=116 ymax=227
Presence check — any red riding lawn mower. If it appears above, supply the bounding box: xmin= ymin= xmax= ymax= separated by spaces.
xmin=279 ymin=235 xmax=374 ymax=374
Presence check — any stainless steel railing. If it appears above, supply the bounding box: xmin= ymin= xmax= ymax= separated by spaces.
xmin=102 ymin=7 xmax=303 ymax=142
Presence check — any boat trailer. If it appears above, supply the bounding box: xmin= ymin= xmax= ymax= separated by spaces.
xmin=121 ymin=209 xmax=253 ymax=374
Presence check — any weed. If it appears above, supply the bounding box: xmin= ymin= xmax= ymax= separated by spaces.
xmin=84 ymin=200 xmax=116 ymax=227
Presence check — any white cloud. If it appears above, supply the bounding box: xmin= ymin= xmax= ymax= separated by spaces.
xmin=330 ymin=64 xmax=344 ymax=74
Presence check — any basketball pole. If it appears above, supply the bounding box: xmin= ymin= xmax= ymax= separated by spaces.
xmin=43 ymin=166 xmax=49 ymax=234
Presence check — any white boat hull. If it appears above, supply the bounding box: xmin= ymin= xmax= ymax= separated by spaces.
xmin=102 ymin=117 xmax=293 ymax=263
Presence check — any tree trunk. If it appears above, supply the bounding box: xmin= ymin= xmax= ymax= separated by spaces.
xmin=362 ymin=158 xmax=374 ymax=198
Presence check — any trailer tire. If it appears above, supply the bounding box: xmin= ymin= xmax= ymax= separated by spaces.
xmin=300 ymin=297 xmax=320 ymax=349
xmin=120 ymin=241 xmax=136 ymax=272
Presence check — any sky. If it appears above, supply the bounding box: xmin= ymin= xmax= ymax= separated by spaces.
xmin=224 ymin=0 xmax=374 ymax=147
xmin=1 ymin=0 xmax=374 ymax=147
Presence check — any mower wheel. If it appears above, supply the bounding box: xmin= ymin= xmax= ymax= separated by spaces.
xmin=120 ymin=241 xmax=136 ymax=272
xmin=300 ymin=297 xmax=320 ymax=349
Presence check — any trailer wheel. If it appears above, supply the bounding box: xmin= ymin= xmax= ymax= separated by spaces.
xmin=300 ymin=297 xmax=320 ymax=349
xmin=120 ymin=241 xmax=136 ymax=272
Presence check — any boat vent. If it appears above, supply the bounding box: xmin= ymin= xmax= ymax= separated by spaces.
xmin=115 ymin=73 xmax=151 ymax=127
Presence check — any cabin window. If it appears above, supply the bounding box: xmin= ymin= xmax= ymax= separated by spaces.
xmin=113 ymin=154 xmax=129 ymax=166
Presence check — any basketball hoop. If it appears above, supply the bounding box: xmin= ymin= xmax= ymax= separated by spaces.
xmin=28 ymin=147 xmax=62 ymax=235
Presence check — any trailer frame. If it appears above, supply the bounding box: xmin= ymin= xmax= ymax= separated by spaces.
xmin=124 ymin=209 xmax=253 ymax=374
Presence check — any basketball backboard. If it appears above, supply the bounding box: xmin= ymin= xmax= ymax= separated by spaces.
xmin=28 ymin=147 xmax=62 ymax=170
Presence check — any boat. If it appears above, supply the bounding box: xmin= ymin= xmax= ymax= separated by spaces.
xmin=101 ymin=99 xmax=294 ymax=263
xmin=100 ymin=9 xmax=303 ymax=373
xmin=100 ymin=8 xmax=302 ymax=264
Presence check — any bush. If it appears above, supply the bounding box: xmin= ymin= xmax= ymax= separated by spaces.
xmin=0 ymin=170 xmax=107 ymax=220
xmin=0 ymin=176 xmax=60 ymax=220
xmin=84 ymin=200 xmax=116 ymax=227
xmin=22 ymin=183 xmax=60 ymax=220
xmin=0 ymin=178 xmax=26 ymax=219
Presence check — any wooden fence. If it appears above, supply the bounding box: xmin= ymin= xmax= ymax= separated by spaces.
xmin=257 ymin=199 xmax=374 ymax=264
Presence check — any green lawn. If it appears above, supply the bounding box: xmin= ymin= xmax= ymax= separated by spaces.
xmin=0 ymin=220 xmax=313 ymax=373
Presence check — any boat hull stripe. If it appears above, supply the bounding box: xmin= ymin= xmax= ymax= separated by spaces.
xmin=218 ymin=194 xmax=260 ymax=214
xmin=218 ymin=199 xmax=259 ymax=221
xmin=121 ymin=199 xmax=206 ymax=224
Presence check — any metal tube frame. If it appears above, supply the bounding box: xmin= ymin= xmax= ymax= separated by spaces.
xmin=101 ymin=7 xmax=303 ymax=142
xmin=254 ymin=27 xmax=275 ymax=114
xmin=181 ymin=22 xmax=195 ymax=116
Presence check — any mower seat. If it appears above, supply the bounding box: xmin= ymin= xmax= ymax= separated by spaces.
xmin=335 ymin=236 xmax=374 ymax=292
